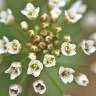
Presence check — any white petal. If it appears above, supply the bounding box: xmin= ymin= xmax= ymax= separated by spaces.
xmin=33 ymin=70 xmax=41 ymax=77
xmin=26 ymin=3 xmax=34 ymax=11
xmin=28 ymin=52 xmax=36 ymax=60
xmin=59 ymin=66 xmax=64 ymax=74
xmin=5 ymin=67 xmax=11 ymax=74
xmin=10 ymin=73 xmax=18 ymax=80
xmin=21 ymin=10 xmax=27 ymax=16
xmin=50 ymin=7 xmax=61 ymax=20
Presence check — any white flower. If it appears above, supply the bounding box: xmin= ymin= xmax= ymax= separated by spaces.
xmin=61 ymin=42 xmax=76 ymax=56
xmin=5 ymin=62 xmax=22 ymax=80
xmin=43 ymin=54 xmax=56 ymax=67
xmin=0 ymin=36 xmax=9 ymax=54
xmin=21 ymin=3 xmax=40 ymax=20
xmin=48 ymin=0 xmax=67 ymax=8
xmin=28 ymin=52 xmax=36 ymax=60
xmin=90 ymin=32 xmax=96 ymax=43
xmin=50 ymin=7 xmax=62 ymax=21
xmin=0 ymin=8 xmax=14 ymax=24
xmin=75 ymin=73 xmax=89 ymax=86
xmin=0 ymin=37 xmax=21 ymax=55
xmin=80 ymin=40 xmax=96 ymax=55
xmin=59 ymin=66 xmax=75 ymax=84
xmin=7 ymin=40 xmax=21 ymax=54
xmin=33 ymin=80 xmax=46 ymax=94
xmin=65 ymin=0 xmax=87 ymax=23
xmin=20 ymin=21 xmax=28 ymax=30
xmin=27 ymin=60 xmax=43 ymax=77
xmin=9 ymin=84 xmax=22 ymax=96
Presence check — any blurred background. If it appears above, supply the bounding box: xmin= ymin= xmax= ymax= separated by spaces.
xmin=0 ymin=0 xmax=96 ymax=96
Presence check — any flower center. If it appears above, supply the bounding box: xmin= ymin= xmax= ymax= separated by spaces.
xmin=3 ymin=41 xmax=7 ymax=50
xmin=68 ymin=11 xmax=75 ymax=20
xmin=11 ymin=67 xmax=18 ymax=73
xmin=65 ymin=45 xmax=71 ymax=53
xmin=36 ymin=83 xmax=44 ymax=90
xmin=61 ymin=70 xmax=69 ymax=77
xmin=10 ymin=89 xmax=18 ymax=94
xmin=13 ymin=42 xmax=18 ymax=50
xmin=28 ymin=11 xmax=33 ymax=16
xmin=85 ymin=43 xmax=89 ymax=51
xmin=31 ymin=64 xmax=39 ymax=70
xmin=82 ymin=80 xmax=87 ymax=84
xmin=46 ymin=57 xmax=54 ymax=64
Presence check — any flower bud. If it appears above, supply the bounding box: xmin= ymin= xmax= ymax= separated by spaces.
xmin=40 ymin=30 xmax=47 ymax=37
xmin=39 ymin=42 xmax=47 ymax=49
xmin=20 ymin=21 xmax=28 ymax=30
xmin=45 ymin=36 xmax=53 ymax=43
xmin=40 ymin=13 xmax=49 ymax=22
xmin=64 ymin=36 xmax=71 ymax=42
xmin=33 ymin=35 xmax=41 ymax=44
xmin=28 ymin=30 xmax=35 ymax=38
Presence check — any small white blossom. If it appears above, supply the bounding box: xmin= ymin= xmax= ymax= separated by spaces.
xmin=50 ymin=7 xmax=62 ymax=21
xmin=20 ymin=21 xmax=28 ymax=30
xmin=0 ymin=36 xmax=9 ymax=54
xmin=48 ymin=0 xmax=67 ymax=8
xmin=80 ymin=40 xmax=96 ymax=55
xmin=33 ymin=80 xmax=46 ymax=94
xmin=7 ymin=40 xmax=21 ymax=54
xmin=65 ymin=0 xmax=87 ymax=23
xmin=75 ymin=73 xmax=89 ymax=86
xmin=0 ymin=8 xmax=14 ymax=24
xmin=59 ymin=66 xmax=75 ymax=84
xmin=0 ymin=37 xmax=21 ymax=55
xmin=9 ymin=84 xmax=22 ymax=96
xmin=28 ymin=52 xmax=36 ymax=60
xmin=61 ymin=42 xmax=76 ymax=56
xmin=5 ymin=62 xmax=22 ymax=80
xmin=21 ymin=3 xmax=40 ymax=20
xmin=27 ymin=60 xmax=43 ymax=77
xmin=43 ymin=54 xmax=56 ymax=67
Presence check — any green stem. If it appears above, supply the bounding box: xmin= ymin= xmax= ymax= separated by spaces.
xmin=44 ymin=69 xmax=64 ymax=95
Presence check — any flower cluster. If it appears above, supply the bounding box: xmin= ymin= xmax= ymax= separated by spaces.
xmin=0 ymin=0 xmax=95 ymax=96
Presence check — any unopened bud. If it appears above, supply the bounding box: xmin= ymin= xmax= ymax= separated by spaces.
xmin=45 ymin=36 xmax=53 ymax=43
xmin=33 ymin=35 xmax=41 ymax=44
xmin=40 ymin=30 xmax=47 ymax=37
xmin=39 ymin=42 xmax=47 ymax=49
xmin=40 ymin=13 xmax=49 ymax=22
xmin=64 ymin=36 xmax=71 ymax=42
xmin=28 ymin=30 xmax=35 ymax=38
xmin=20 ymin=21 xmax=28 ymax=30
